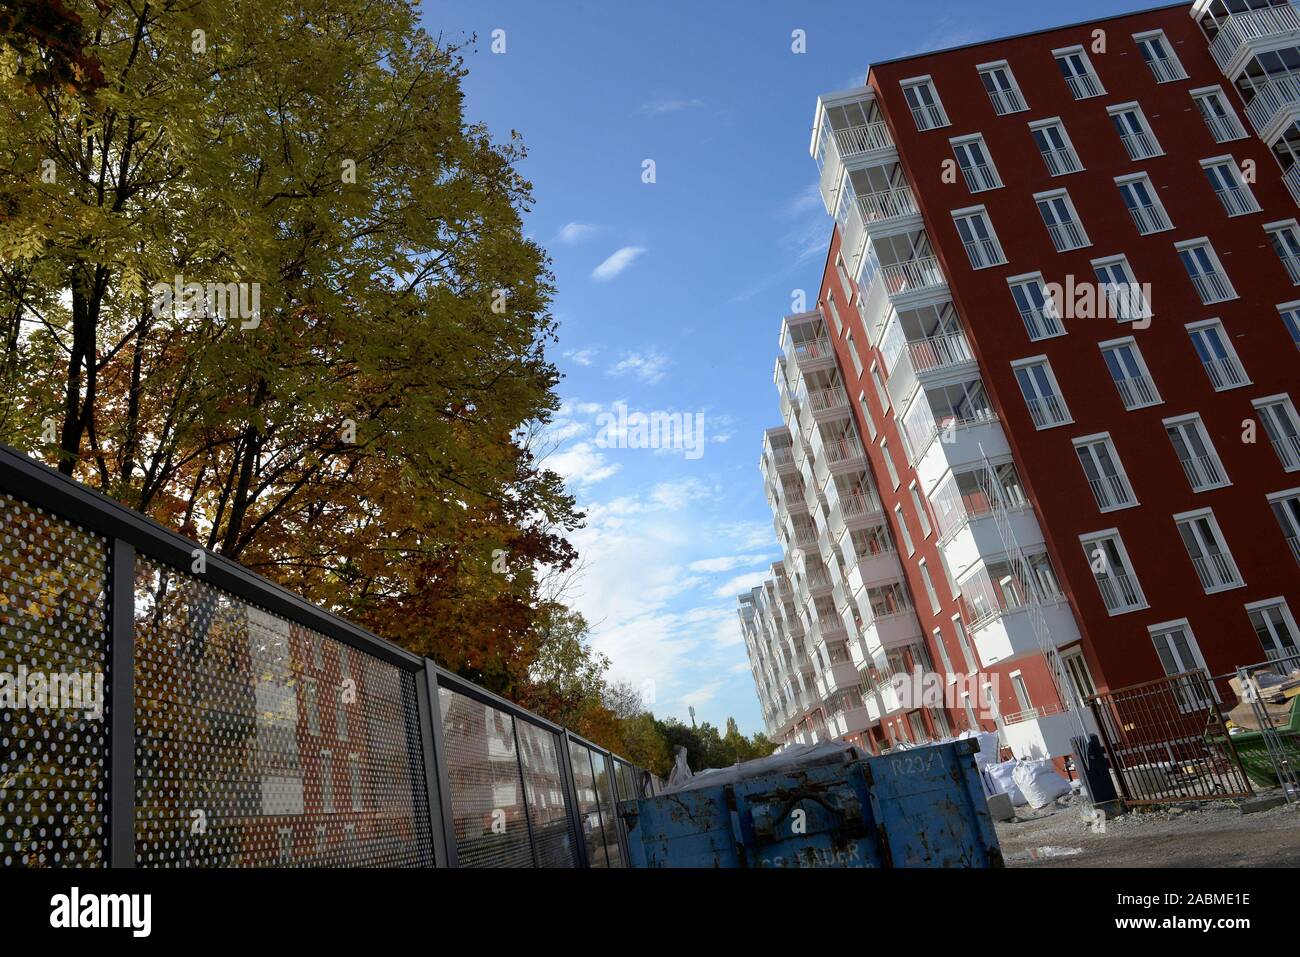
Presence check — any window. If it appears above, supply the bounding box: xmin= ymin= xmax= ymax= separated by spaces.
xmin=931 ymin=627 xmax=954 ymax=677
xmin=951 ymin=136 xmax=1002 ymax=192
xmin=902 ymin=76 xmax=948 ymax=131
xmin=1074 ymin=433 xmax=1137 ymax=511
xmin=1008 ymin=273 xmax=1064 ymax=340
xmin=1266 ymin=221 xmax=1300 ymax=285
xmin=1093 ymin=256 xmax=1150 ymax=323
xmin=1202 ymin=157 xmax=1259 ymax=216
xmin=1175 ymin=509 xmax=1243 ymax=592
xmin=979 ymin=61 xmax=1027 ymax=114
xmin=1253 ymin=394 xmax=1300 ymax=471
xmin=1187 ymin=319 xmax=1249 ymax=391
xmin=846 ymin=329 xmax=864 ymax=376
xmin=1109 ymin=103 xmax=1162 ymax=160
xmin=320 ymin=749 xmax=336 ymax=812
xmin=1035 ymin=191 xmax=1089 ymax=251
xmin=1279 ymin=302 xmax=1300 ymax=350
xmin=1061 ymin=650 xmax=1096 ymax=703
xmin=1134 ymin=30 xmax=1187 ymax=83
xmin=1177 ymin=239 xmax=1236 ymax=304
xmin=953 ymin=615 xmax=978 ymax=673
xmin=1192 ymin=87 xmax=1247 ymax=143
xmin=1009 ymin=671 xmax=1032 ymax=715
xmin=1149 ymin=621 xmax=1213 ymax=708
xmin=1268 ymin=489 xmax=1300 ymax=566
xmin=826 ymin=290 xmax=843 ymax=334
xmin=1248 ymin=599 xmax=1299 ymax=666
xmin=1055 ymin=47 xmax=1104 ymax=99
xmin=881 ymin=439 xmax=901 ymax=489
xmin=919 ymin=560 xmax=941 ymax=614
xmin=1080 ymin=530 xmax=1146 ymax=614
xmin=1030 ymin=118 xmax=1081 ymax=176
xmin=870 ymin=362 xmax=888 ymax=409
xmin=1100 ymin=337 xmax=1161 ymax=410
xmin=1013 ymin=357 xmax=1071 ymax=429
xmin=858 ymin=392 xmax=878 ymax=440
xmin=910 ymin=483 xmax=933 ymax=537
xmin=1165 ymin=414 xmax=1229 ymax=491
xmin=952 ymin=206 xmax=1006 ymax=268
xmin=1116 ymin=174 xmax=1172 ymax=234
xmin=894 ymin=504 xmax=913 ymax=554
xmin=348 ymin=752 xmax=364 ymax=811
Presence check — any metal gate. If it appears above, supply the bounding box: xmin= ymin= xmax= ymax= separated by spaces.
xmin=1229 ymin=652 xmax=1300 ymax=803
xmin=1088 ymin=670 xmax=1253 ymax=806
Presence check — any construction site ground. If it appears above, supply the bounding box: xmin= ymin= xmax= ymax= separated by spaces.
xmin=997 ymin=792 xmax=1300 ymax=867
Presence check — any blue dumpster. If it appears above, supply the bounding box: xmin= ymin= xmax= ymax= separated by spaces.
xmin=619 ymin=738 xmax=1002 ymax=868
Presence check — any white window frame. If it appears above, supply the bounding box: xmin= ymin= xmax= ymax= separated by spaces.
xmin=1061 ymin=648 xmax=1096 ymax=703
xmin=1278 ymin=301 xmax=1300 ymax=351
xmin=846 ymin=329 xmax=864 ymax=376
xmin=857 ymin=391 xmax=878 ymax=441
xmin=1267 ymin=487 xmax=1300 ymax=566
xmin=1034 ymin=189 xmax=1090 ymax=252
xmin=1072 ymin=432 xmax=1138 ymax=512
xmin=1200 ymin=155 xmax=1260 ymax=217
xmin=1099 ymin=335 xmax=1161 ymax=410
xmin=952 ymin=204 xmax=1006 ymax=268
xmin=1190 ymin=86 xmax=1247 ymax=143
xmin=1164 ymin=413 xmax=1230 ymax=492
xmin=1028 ymin=117 xmax=1082 ymax=176
xmin=1007 ymin=271 xmax=1065 ymax=341
xmin=950 ymin=135 xmax=1003 ymax=193
xmin=894 ymin=503 xmax=913 ymax=553
xmin=902 ymin=75 xmax=950 ymax=131
xmin=870 ymin=360 xmax=887 ymax=409
xmin=952 ymin=614 xmax=979 ymax=673
xmin=1175 ymin=238 xmax=1237 ymax=305
xmin=919 ymin=559 xmax=941 ymax=614
xmin=1133 ymin=29 xmax=1188 ymax=84
xmin=1186 ymin=318 xmax=1250 ymax=392
xmin=978 ymin=60 xmax=1028 ymax=115
xmin=910 ymin=481 xmax=933 ymax=537
xmin=1265 ymin=220 xmax=1300 ymax=285
xmin=1011 ymin=355 xmax=1072 ymax=430
xmin=1107 ymin=102 xmax=1163 ymax=160
xmin=1246 ymin=598 xmax=1300 ymax=666
xmin=1115 ymin=173 xmax=1172 ymax=235
xmin=1079 ymin=528 xmax=1148 ymax=615
xmin=1091 ymin=254 xmax=1151 ymax=323
xmin=1253 ymin=393 xmax=1300 ymax=471
xmin=881 ymin=437 xmax=901 ymax=489
xmin=1174 ymin=507 xmax=1244 ymax=594
xmin=1147 ymin=618 xmax=1215 ymax=709
xmin=1054 ymin=46 xmax=1105 ymax=100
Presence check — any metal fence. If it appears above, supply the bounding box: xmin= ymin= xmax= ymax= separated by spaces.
xmin=1087 ymin=670 xmax=1253 ymax=807
xmin=1220 ymin=651 xmax=1300 ymax=803
xmin=0 ymin=442 xmax=655 ymax=868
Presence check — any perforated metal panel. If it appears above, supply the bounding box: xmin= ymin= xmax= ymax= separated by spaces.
xmin=516 ymin=719 xmax=577 ymax=867
xmin=592 ymin=750 xmax=624 ymax=868
xmin=0 ymin=492 xmax=109 ymax=867
xmin=132 ymin=558 xmax=433 ymax=866
xmin=567 ymin=740 xmax=609 ymax=868
xmin=438 ymin=687 xmax=534 ymax=867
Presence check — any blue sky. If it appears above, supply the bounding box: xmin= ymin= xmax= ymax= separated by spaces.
xmin=422 ymin=0 xmax=1156 ymax=734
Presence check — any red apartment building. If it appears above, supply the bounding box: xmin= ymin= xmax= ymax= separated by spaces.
xmin=740 ymin=0 xmax=1300 ymax=761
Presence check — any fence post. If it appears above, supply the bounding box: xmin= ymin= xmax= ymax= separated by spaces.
xmin=559 ymin=731 xmax=590 ymax=868
xmin=419 ymin=663 xmax=458 ymax=867
xmin=511 ymin=720 xmax=540 ymax=867
xmin=108 ymin=539 xmax=136 ymax=868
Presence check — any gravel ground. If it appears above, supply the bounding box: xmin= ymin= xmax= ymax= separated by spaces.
xmin=997 ymin=792 xmax=1300 ymax=867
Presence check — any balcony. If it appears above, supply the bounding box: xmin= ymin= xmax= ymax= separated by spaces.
xmin=871 ymin=610 xmax=923 ymax=653
xmin=1201 ymin=354 xmax=1249 ymax=391
xmin=845 ymin=548 xmax=903 ymax=596
xmin=1286 ymin=163 xmax=1300 ymax=207
xmin=970 ymin=600 xmax=1079 ymax=668
xmin=1245 ymin=72 xmax=1300 ymax=141
xmin=1045 ymin=219 xmax=1088 ymax=252
xmin=999 ymin=704 xmax=1091 ymax=761
xmin=856 ymin=185 xmax=920 ymax=231
xmin=819 ymin=116 xmax=896 ymax=215
xmin=1113 ymin=371 xmax=1159 ymax=410
xmin=799 ymin=384 xmax=851 ymax=434
xmin=817 ymin=659 xmax=860 ymax=698
xmin=908 ymin=331 xmax=974 ymax=376
xmin=1041 ymin=145 xmax=1081 ymax=176
xmin=827 ymin=703 xmax=875 ymax=736
xmin=880 ymin=257 xmax=947 ymax=303
xmin=1064 ymin=72 xmax=1103 ymax=100
xmin=1189 ymin=268 xmax=1236 ymax=304
xmin=1127 ymin=202 xmax=1171 ymax=234
xmin=1208 ymin=4 xmax=1300 ymax=77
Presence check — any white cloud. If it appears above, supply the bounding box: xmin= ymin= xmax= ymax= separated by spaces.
xmin=688 ymin=553 xmax=772 ymax=574
xmin=639 ymin=97 xmax=705 ymax=115
xmin=552 ymin=222 xmax=600 ymax=245
xmin=547 ymin=441 xmax=620 ymax=487
xmin=606 ymin=349 xmax=668 ymax=384
xmin=563 ymin=348 xmax=598 ymax=366
xmin=592 ymin=245 xmax=646 ymax=281
xmin=713 ymin=571 xmax=771 ymax=599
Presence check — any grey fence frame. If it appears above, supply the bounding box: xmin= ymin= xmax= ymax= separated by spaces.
xmin=0 ymin=441 xmax=650 ymax=868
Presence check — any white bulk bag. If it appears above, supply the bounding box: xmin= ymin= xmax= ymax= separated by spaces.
xmin=983 ymin=759 xmax=1027 ymax=806
xmin=1012 ymin=759 xmax=1072 ymax=809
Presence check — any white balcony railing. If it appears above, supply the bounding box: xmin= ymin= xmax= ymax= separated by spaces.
xmin=987 ymin=87 xmax=1026 ymax=115
xmin=1180 ymin=452 xmax=1227 ymax=490
xmin=1119 ymin=130 xmax=1161 ymax=161
xmin=1202 ymin=111 xmax=1245 ymax=144
xmin=807 ymin=385 xmax=849 ymax=414
xmin=1209 ymin=4 xmax=1300 ymax=74
xmin=857 ymin=185 xmax=919 ymax=225
xmin=1245 ymin=72 xmax=1300 ymax=136
xmin=1045 ymin=220 xmax=1088 ymax=252
xmin=822 ymin=435 xmax=865 ymax=466
xmin=1096 ymin=571 xmax=1143 ymax=613
xmin=1145 ymin=56 xmax=1186 ymax=84
xmin=1189 ymin=270 xmax=1235 ymax=304
xmin=1278 ymin=252 xmax=1300 ymax=285
xmin=1019 ymin=306 xmax=1062 ymax=341
xmin=1041 ymin=146 xmax=1081 ymax=176
xmin=1286 ymin=163 xmax=1300 ymax=207
xmin=1025 ymin=393 xmax=1069 ymax=429
xmin=1214 ymin=185 xmax=1260 ymax=217
xmin=963 ymin=238 xmax=1005 ymax=269
xmin=1202 ymin=354 xmax=1248 ymax=390
xmin=960 ymin=163 xmax=1000 ymax=192
xmin=1190 ymin=552 xmax=1241 ymax=592
xmin=880 ymin=257 xmax=946 ymax=298
xmin=1113 ymin=373 xmax=1159 ymax=410
xmin=1088 ymin=474 xmax=1135 ymax=511
xmin=1064 ymin=72 xmax=1103 ymax=100
xmin=1271 ymin=432 xmax=1300 ymax=469
xmin=1128 ymin=203 xmax=1171 ymax=234
xmin=908 ymin=331 xmax=972 ymax=373
xmin=834 ymin=121 xmax=894 ymax=158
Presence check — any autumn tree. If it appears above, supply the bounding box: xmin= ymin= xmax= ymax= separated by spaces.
xmin=0 ymin=0 xmax=578 ymax=692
